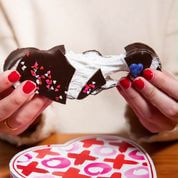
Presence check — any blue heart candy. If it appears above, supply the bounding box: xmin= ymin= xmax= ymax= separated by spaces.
xmin=129 ymin=63 xmax=143 ymax=77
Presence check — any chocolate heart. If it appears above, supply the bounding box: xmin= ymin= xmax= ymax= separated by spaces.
xmin=129 ymin=63 xmax=143 ymax=77
xmin=10 ymin=136 xmax=157 ymax=178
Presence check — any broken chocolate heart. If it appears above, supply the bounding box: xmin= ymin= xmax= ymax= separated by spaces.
xmin=9 ymin=136 xmax=157 ymax=178
xmin=5 ymin=46 xmax=75 ymax=104
xmin=4 ymin=43 xmax=161 ymax=104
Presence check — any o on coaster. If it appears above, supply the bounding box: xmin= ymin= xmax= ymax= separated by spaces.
xmin=9 ymin=136 xmax=157 ymax=178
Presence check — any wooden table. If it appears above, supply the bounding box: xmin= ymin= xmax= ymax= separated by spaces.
xmin=0 ymin=134 xmax=177 ymax=178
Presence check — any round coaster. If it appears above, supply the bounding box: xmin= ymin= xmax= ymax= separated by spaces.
xmin=9 ymin=136 xmax=157 ymax=178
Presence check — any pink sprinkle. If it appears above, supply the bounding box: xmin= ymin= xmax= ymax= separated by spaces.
xmin=46 ymin=79 xmax=52 ymax=85
xmin=82 ymin=84 xmax=94 ymax=94
xmin=40 ymin=66 xmax=44 ymax=70
xmin=48 ymin=75 xmax=52 ymax=79
xmin=46 ymin=85 xmax=50 ymax=89
xmin=83 ymin=90 xmax=87 ymax=94
xmin=83 ymin=88 xmax=89 ymax=93
xmin=57 ymin=85 xmax=61 ymax=89
xmin=32 ymin=62 xmax=39 ymax=69
xmin=30 ymin=70 xmax=36 ymax=76
xmin=55 ymin=88 xmax=59 ymax=92
xmin=47 ymin=71 xmax=51 ymax=74
xmin=84 ymin=85 xmax=89 ymax=90
xmin=89 ymin=84 xmax=95 ymax=88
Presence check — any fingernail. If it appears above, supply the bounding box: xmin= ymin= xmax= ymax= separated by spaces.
xmin=119 ymin=78 xmax=131 ymax=89
xmin=143 ymin=69 xmax=154 ymax=80
xmin=133 ymin=78 xmax=144 ymax=90
xmin=23 ymin=81 xmax=36 ymax=94
xmin=8 ymin=71 xmax=21 ymax=83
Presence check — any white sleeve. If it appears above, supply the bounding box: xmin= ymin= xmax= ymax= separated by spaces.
xmin=161 ymin=0 xmax=178 ymax=74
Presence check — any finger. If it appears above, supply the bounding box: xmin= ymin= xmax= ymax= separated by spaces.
xmin=21 ymin=100 xmax=52 ymax=134
xmin=0 ymin=70 xmax=21 ymax=93
xmin=143 ymin=68 xmax=178 ymax=100
xmin=0 ymin=87 xmax=14 ymax=100
xmin=117 ymin=85 xmax=161 ymax=133
xmin=162 ymin=69 xmax=177 ymax=80
xmin=117 ymin=78 xmax=176 ymax=132
xmin=0 ymin=80 xmax=36 ymax=121
xmin=133 ymin=77 xmax=178 ymax=122
xmin=0 ymin=96 xmax=52 ymax=135
xmin=117 ymin=83 xmax=176 ymax=132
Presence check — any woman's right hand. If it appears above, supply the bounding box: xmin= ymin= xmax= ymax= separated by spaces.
xmin=0 ymin=70 xmax=52 ymax=136
xmin=117 ymin=69 xmax=178 ymax=133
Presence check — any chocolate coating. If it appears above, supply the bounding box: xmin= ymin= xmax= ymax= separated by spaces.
xmin=78 ymin=69 xmax=106 ymax=99
xmin=4 ymin=46 xmax=75 ymax=104
xmin=125 ymin=43 xmax=161 ymax=78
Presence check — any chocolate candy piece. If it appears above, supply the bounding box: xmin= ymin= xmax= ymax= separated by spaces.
xmin=78 ymin=69 xmax=106 ymax=99
xmin=125 ymin=43 xmax=161 ymax=78
xmin=4 ymin=46 xmax=75 ymax=104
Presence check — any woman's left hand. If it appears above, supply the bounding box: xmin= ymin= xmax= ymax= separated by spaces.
xmin=117 ymin=68 xmax=178 ymax=133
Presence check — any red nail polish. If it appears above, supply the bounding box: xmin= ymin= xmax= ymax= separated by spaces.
xmin=143 ymin=69 xmax=154 ymax=80
xmin=133 ymin=79 xmax=144 ymax=90
xmin=120 ymin=78 xmax=131 ymax=89
xmin=8 ymin=71 xmax=21 ymax=83
xmin=23 ymin=81 xmax=36 ymax=94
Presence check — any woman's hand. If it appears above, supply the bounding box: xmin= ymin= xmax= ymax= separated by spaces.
xmin=117 ymin=68 xmax=178 ymax=133
xmin=0 ymin=70 xmax=52 ymax=135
